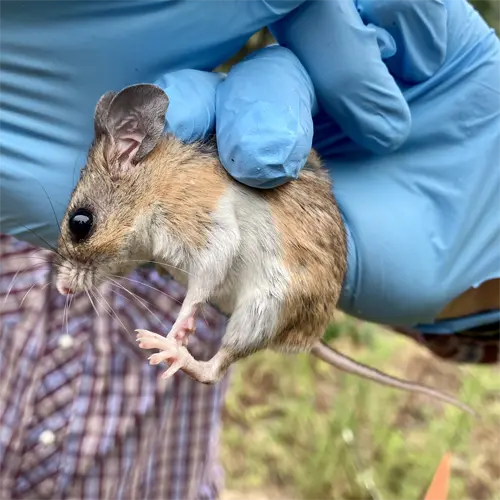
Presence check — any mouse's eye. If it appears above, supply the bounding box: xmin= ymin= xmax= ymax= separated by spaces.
xmin=68 ymin=208 xmax=94 ymax=242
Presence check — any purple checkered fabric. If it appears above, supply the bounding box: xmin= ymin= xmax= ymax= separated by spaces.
xmin=0 ymin=233 xmax=230 ymax=500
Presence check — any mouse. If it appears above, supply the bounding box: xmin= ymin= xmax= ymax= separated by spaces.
xmin=54 ymin=83 xmax=475 ymax=416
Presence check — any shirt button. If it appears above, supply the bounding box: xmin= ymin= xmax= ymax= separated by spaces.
xmin=38 ymin=430 xmax=55 ymax=446
xmin=58 ymin=334 xmax=74 ymax=349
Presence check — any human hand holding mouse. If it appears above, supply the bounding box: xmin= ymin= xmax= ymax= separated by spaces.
xmin=215 ymin=0 xmax=500 ymax=329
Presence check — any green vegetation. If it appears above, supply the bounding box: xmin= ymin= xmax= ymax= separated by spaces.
xmin=221 ymin=315 xmax=500 ymax=500
xmin=473 ymin=0 xmax=499 ymax=32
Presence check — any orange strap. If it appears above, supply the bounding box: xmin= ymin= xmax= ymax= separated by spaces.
xmin=424 ymin=452 xmax=452 ymax=500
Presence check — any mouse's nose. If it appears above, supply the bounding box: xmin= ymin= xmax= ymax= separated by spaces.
xmin=62 ymin=287 xmax=74 ymax=295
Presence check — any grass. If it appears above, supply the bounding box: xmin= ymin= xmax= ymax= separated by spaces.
xmin=220 ymin=314 xmax=500 ymax=500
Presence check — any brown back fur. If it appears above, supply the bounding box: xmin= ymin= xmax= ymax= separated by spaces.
xmin=263 ymin=152 xmax=347 ymax=352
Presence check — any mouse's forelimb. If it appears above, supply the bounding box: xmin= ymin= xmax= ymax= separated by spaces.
xmin=165 ymin=200 xmax=240 ymax=346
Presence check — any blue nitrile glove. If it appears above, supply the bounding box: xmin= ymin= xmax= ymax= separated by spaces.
xmin=1 ymin=0 xmax=314 ymax=247
xmin=215 ymin=0 xmax=500 ymax=327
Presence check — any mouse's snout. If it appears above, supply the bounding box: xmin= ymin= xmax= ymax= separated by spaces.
xmin=55 ymin=273 xmax=79 ymax=296
xmin=54 ymin=261 xmax=95 ymax=297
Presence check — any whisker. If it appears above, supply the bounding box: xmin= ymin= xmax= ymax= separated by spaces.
xmin=109 ymin=281 xmax=165 ymax=328
xmin=86 ymin=290 xmax=99 ymax=316
xmin=116 ymin=259 xmax=193 ymax=277
xmin=7 ymin=255 xmax=52 ymax=264
xmin=91 ymin=289 xmax=109 ymax=318
xmin=29 ymin=281 xmax=54 ymax=311
xmin=40 ymin=281 xmax=52 ymax=294
xmin=65 ymin=280 xmax=77 ymax=337
xmin=63 ymin=289 xmax=70 ymax=334
xmin=34 ymin=179 xmax=76 ymax=261
xmin=72 ymin=155 xmax=81 ymax=186
xmin=6 ymin=246 xmax=52 ymax=259
xmin=106 ymin=272 xmax=209 ymax=329
xmin=105 ymin=273 xmax=183 ymax=305
xmin=93 ymin=287 xmax=130 ymax=333
xmin=4 ymin=269 xmax=29 ymax=307
xmin=3 ymin=263 xmax=47 ymax=307
xmin=19 ymin=224 xmax=60 ymax=255
xmin=89 ymin=288 xmax=111 ymax=315
xmin=105 ymin=289 xmax=142 ymax=340
xmin=19 ymin=283 xmax=37 ymax=308
xmin=62 ymin=276 xmax=76 ymax=336
xmin=18 ymin=280 xmax=53 ymax=309
xmin=105 ymin=276 xmax=167 ymax=331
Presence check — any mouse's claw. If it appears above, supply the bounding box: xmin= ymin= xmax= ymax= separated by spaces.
xmin=135 ymin=329 xmax=168 ymax=350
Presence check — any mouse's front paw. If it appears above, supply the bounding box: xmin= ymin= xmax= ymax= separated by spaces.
xmin=167 ymin=315 xmax=196 ymax=346
xmin=135 ymin=329 xmax=193 ymax=379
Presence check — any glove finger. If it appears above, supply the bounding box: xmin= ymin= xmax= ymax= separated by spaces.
xmin=154 ymin=70 xmax=223 ymax=143
xmin=356 ymin=0 xmax=448 ymax=83
xmin=368 ymin=23 xmax=397 ymax=59
xmin=270 ymin=0 xmax=411 ymax=154
xmin=216 ymin=45 xmax=316 ymax=189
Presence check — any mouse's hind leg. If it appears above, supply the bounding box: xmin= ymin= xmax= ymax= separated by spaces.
xmin=136 ymin=329 xmax=238 ymax=383
xmin=136 ymin=293 xmax=281 ymax=384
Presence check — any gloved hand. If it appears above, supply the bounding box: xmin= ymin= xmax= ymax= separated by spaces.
xmin=0 ymin=0 xmax=407 ymax=249
xmin=215 ymin=0 xmax=500 ymax=327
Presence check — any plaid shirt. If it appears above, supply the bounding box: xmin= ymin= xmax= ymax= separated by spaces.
xmin=0 ymin=234 xmax=229 ymax=500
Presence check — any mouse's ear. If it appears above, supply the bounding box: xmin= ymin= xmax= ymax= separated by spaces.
xmin=94 ymin=91 xmax=117 ymax=138
xmin=99 ymin=84 xmax=169 ymax=176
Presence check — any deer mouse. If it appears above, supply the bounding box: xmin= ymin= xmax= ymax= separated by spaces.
xmin=55 ymin=83 xmax=474 ymax=416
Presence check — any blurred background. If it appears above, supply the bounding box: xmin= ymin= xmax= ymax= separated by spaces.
xmin=217 ymin=3 xmax=500 ymax=500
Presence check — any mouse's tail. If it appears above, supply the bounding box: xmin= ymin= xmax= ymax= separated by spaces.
xmin=310 ymin=340 xmax=476 ymax=416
